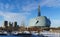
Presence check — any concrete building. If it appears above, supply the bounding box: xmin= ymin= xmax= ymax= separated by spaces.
xmin=4 ymin=21 xmax=8 ymax=28
xmin=14 ymin=21 xmax=17 ymax=27
xmin=29 ymin=5 xmax=51 ymax=28
xmin=9 ymin=22 xmax=13 ymax=27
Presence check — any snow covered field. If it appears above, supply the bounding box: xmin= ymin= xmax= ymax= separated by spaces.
xmin=40 ymin=31 xmax=60 ymax=37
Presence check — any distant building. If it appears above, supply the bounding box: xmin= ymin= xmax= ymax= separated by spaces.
xmin=4 ymin=21 xmax=8 ymax=28
xmin=29 ymin=4 xmax=51 ymax=28
xmin=9 ymin=22 xmax=13 ymax=27
xmin=14 ymin=21 xmax=17 ymax=27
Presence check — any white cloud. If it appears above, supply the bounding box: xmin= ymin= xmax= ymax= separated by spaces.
xmin=0 ymin=2 xmax=14 ymax=11
xmin=22 ymin=2 xmax=38 ymax=12
xmin=51 ymin=19 xmax=60 ymax=27
xmin=0 ymin=11 xmax=31 ymax=27
xmin=41 ymin=0 xmax=60 ymax=7
xmin=0 ymin=0 xmax=39 ymax=12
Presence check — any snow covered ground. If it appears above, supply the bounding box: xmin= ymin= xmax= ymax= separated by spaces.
xmin=40 ymin=31 xmax=60 ymax=37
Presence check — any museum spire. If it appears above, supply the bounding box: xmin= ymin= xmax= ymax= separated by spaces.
xmin=38 ymin=4 xmax=41 ymax=16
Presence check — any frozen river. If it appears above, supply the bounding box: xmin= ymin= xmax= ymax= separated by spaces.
xmin=0 ymin=31 xmax=60 ymax=37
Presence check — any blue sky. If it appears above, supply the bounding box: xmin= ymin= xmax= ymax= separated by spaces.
xmin=0 ymin=0 xmax=60 ymax=27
